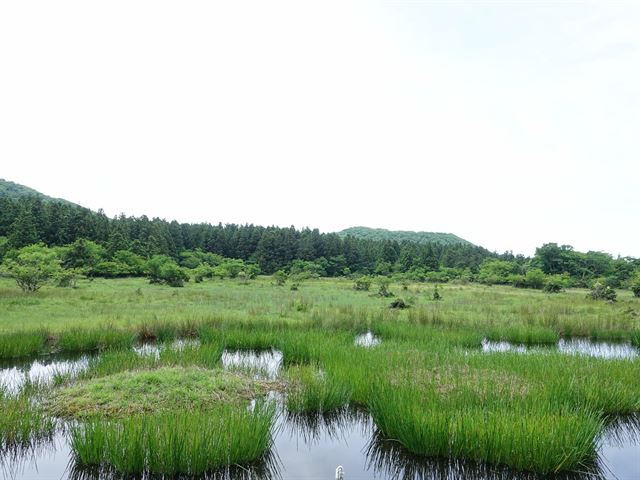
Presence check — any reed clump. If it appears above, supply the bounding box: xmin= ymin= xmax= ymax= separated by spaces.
xmin=70 ymin=403 xmax=276 ymax=475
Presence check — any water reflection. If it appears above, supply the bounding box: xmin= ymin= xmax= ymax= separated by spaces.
xmin=221 ymin=349 xmax=283 ymax=379
xmin=66 ymin=451 xmax=281 ymax=480
xmin=355 ymin=332 xmax=381 ymax=348
xmin=0 ymin=356 xmax=89 ymax=394
xmin=481 ymin=339 xmax=638 ymax=360
xmin=1 ymin=409 xmax=638 ymax=480
xmin=132 ymin=339 xmax=201 ymax=359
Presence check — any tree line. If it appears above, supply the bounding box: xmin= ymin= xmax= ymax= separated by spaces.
xmin=0 ymin=196 xmax=638 ymax=295
xmin=0 ymin=196 xmax=492 ymax=275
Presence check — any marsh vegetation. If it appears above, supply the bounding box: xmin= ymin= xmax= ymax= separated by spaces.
xmin=0 ymin=276 xmax=638 ymax=478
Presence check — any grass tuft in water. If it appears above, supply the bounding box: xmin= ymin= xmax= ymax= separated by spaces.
xmin=286 ymin=365 xmax=350 ymax=413
xmin=70 ymin=403 xmax=276 ymax=475
xmin=0 ymin=391 xmax=55 ymax=445
xmin=369 ymin=384 xmax=602 ymax=474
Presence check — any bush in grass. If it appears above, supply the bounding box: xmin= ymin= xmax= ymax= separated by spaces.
xmin=377 ymin=278 xmax=393 ymax=298
xmin=588 ymin=282 xmax=617 ymax=302
xmin=389 ymin=298 xmax=409 ymax=309
xmin=631 ymin=273 xmax=640 ymax=298
xmin=55 ymin=268 xmax=80 ymax=288
xmin=146 ymin=255 xmax=189 ymax=287
xmin=432 ymin=284 xmax=442 ymax=301
xmin=353 ymin=276 xmax=371 ymax=291
xmin=0 ymin=243 xmax=61 ymax=293
xmin=273 ymin=270 xmax=287 ymax=286
xmin=543 ymin=277 xmax=564 ymax=293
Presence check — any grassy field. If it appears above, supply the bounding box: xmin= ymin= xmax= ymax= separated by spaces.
xmin=0 ymin=276 xmax=639 ymax=475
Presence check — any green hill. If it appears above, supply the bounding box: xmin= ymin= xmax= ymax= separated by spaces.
xmin=337 ymin=226 xmax=472 ymax=246
xmin=0 ymin=179 xmax=75 ymax=205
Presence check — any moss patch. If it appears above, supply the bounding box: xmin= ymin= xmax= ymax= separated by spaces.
xmin=49 ymin=366 xmax=274 ymax=418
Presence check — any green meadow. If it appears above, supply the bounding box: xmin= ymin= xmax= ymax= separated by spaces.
xmin=0 ymin=276 xmax=639 ymax=476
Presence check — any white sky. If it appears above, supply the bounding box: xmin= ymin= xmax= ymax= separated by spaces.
xmin=1 ymin=1 xmax=638 ymax=257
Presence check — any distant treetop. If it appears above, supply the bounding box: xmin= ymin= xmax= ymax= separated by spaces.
xmin=337 ymin=226 xmax=472 ymax=246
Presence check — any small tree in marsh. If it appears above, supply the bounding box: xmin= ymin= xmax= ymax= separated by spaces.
xmin=432 ymin=284 xmax=442 ymax=301
xmin=273 ymin=270 xmax=287 ymax=286
xmin=145 ymin=255 xmax=189 ymax=287
xmin=353 ymin=276 xmax=371 ymax=291
xmin=630 ymin=273 xmax=640 ymax=298
xmin=1 ymin=243 xmax=62 ymax=293
xmin=377 ymin=278 xmax=393 ymax=298
xmin=588 ymin=282 xmax=617 ymax=302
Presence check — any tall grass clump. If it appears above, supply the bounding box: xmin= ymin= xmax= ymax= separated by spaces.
xmin=58 ymin=328 xmax=135 ymax=353
xmin=0 ymin=331 xmax=48 ymax=359
xmin=286 ymin=365 xmax=350 ymax=413
xmin=631 ymin=330 xmax=640 ymax=348
xmin=485 ymin=325 xmax=559 ymax=345
xmin=0 ymin=392 xmax=55 ymax=445
xmin=369 ymin=384 xmax=602 ymax=474
xmin=70 ymin=403 xmax=276 ymax=475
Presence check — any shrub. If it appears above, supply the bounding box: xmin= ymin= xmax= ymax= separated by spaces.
xmin=630 ymin=274 xmax=640 ymax=298
xmin=273 ymin=270 xmax=287 ymax=286
xmin=56 ymin=269 xmax=80 ymax=288
xmin=145 ymin=256 xmax=189 ymax=287
xmin=0 ymin=243 xmax=61 ymax=293
xmin=432 ymin=284 xmax=442 ymax=301
xmin=353 ymin=276 xmax=371 ymax=291
xmin=588 ymin=282 xmax=617 ymax=302
xmin=389 ymin=298 xmax=409 ymax=309
xmin=377 ymin=278 xmax=393 ymax=298
xmin=543 ymin=278 xmax=563 ymax=293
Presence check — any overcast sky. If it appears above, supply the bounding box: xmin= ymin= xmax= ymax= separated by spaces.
xmin=1 ymin=1 xmax=638 ymax=257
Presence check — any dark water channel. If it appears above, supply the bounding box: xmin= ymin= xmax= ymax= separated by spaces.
xmin=1 ymin=343 xmax=639 ymax=480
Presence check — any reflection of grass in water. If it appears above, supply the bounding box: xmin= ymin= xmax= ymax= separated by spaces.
xmin=599 ymin=413 xmax=640 ymax=448
xmin=282 ymin=407 xmax=371 ymax=445
xmin=67 ymin=448 xmax=281 ymax=480
xmin=0 ymin=431 xmax=58 ymax=479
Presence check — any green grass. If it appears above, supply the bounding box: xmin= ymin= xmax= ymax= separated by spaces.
xmin=0 ymin=391 xmax=55 ymax=445
xmin=0 ymin=277 xmax=638 ymax=475
xmin=286 ymin=365 xmax=351 ymax=413
xmin=485 ymin=325 xmax=559 ymax=345
xmin=70 ymin=403 xmax=276 ymax=475
xmin=0 ymin=331 xmax=48 ymax=358
xmin=57 ymin=327 xmax=135 ymax=353
xmin=49 ymin=366 xmax=272 ymax=418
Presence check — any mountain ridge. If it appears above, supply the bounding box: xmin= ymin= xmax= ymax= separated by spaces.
xmin=0 ymin=179 xmax=76 ymax=206
xmin=337 ymin=226 xmax=472 ymax=246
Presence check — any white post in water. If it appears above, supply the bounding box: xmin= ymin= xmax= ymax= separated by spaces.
xmin=335 ymin=465 xmax=344 ymax=480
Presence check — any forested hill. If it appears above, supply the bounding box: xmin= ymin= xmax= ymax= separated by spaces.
xmin=0 ymin=191 xmax=493 ymax=275
xmin=0 ymin=179 xmax=75 ymax=205
xmin=338 ymin=227 xmax=472 ymax=246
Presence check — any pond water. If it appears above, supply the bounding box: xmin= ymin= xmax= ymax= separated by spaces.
xmin=2 ymin=407 xmax=638 ymax=480
xmin=354 ymin=332 xmax=381 ymax=347
xmin=221 ymin=348 xmax=283 ymax=379
xmin=0 ymin=355 xmax=89 ymax=395
xmin=481 ymin=338 xmax=639 ymax=359
xmin=1 ymin=348 xmax=639 ymax=479
xmin=133 ymin=338 xmax=202 ymax=359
